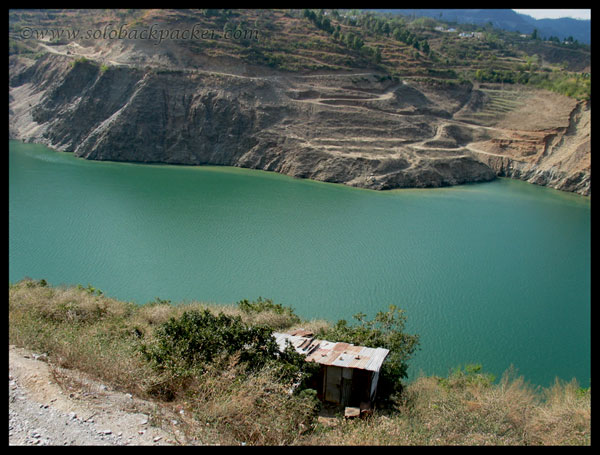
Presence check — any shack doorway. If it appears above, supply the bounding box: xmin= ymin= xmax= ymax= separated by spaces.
xmin=323 ymin=366 xmax=373 ymax=407
xmin=324 ymin=365 xmax=342 ymax=403
xmin=350 ymin=368 xmax=372 ymax=405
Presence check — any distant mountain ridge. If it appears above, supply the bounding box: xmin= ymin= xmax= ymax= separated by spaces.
xmin=373 ymin=9 xmax=590 ymax=44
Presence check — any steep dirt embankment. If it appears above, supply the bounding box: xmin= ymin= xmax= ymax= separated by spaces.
xmin=461 ymin=91 xmax=590 ymax=195
xmin=452 ymin=83 xmax=590 ymax=196
xmin=8 ymin=53 xmax=495 ymax=190
xmin=9 ymin=53 xmax=589 ymax=195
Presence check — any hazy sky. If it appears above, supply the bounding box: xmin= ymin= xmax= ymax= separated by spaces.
xmin=513 ymin=9 xmax=591 ymax=20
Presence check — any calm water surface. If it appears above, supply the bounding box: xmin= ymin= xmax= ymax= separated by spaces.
xmin=9 ymin=140 xmax=591 ymax=387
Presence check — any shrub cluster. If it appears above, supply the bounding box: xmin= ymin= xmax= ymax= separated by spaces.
xmin=316 ymin=305 xmax=420 ymax=403
xmin=9 ymin=279 xmax=589 ymax=445
xmin=139 ymin=306 xmax=319 ymax=400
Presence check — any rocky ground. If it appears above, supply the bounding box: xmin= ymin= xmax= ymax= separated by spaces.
xmin=9 ymin=344 xmax=343 ymax=446
xmin=9 ymin=345 xmax=184 ymax=446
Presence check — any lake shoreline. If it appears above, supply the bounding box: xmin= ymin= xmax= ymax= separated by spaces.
xmin=10 ymin=140 xmax=591 ymax=389
xmin=10 ymin=140 xmax=591 ymax=200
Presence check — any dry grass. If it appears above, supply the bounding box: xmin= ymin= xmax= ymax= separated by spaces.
xmin=302 ymin=367 xmax=590 ymax=446
xmin=177 ymin=360 xmax=317 ymax=445
xmin=525 ymin=379 xmax=591 ymax=445
xmin=9 ymin=279 xmax=155 ymax=395
xmin=9 ymin=279 xmax=590 ymax=445
xmin=9 ymin=278 xmax=319 ymax=445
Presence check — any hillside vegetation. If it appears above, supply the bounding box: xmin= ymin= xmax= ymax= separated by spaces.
xmin=9 ymin=9 xmax=591 ymax=196
xmin=9 ymin=279 xmax=591 ymax=445
xmin=9 ymin=9 xmax=590 ymax=100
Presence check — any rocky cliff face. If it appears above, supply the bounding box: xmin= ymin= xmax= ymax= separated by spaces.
xmin=9 ymin=53 xmax=590 ymax=195
xmin=460 ymin=88 xmax=591 ymax=196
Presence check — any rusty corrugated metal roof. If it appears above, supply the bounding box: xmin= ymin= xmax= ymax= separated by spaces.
xmin=272 ymin=331 xmax=389 ymax=373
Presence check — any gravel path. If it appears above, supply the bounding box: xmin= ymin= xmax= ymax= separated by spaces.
xmin=9 ymin=345 xmax=186 ymax=446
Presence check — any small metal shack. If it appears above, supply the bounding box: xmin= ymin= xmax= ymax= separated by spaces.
xmin=272 ymin=329 xmax=389 ymax=408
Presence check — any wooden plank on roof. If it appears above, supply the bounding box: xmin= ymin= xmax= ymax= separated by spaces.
xmin=290 ymin=329 xmax=314 ymax=337
xmin=299 ymin=338 xmax=311 ymax=350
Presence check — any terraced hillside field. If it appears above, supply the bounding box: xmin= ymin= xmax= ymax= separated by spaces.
xmin=8 ymin=9 xmax=591 ymax=195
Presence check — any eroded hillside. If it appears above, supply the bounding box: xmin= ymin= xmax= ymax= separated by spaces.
xmin=8 ymin=9 xmax=590 ymax=195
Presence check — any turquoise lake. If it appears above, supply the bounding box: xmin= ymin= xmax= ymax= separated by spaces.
xmin=9 ymin=140 xmax=591 ymax=388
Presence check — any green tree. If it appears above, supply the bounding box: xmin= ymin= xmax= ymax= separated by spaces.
xmin=353 ymin=34 xmax=364 ymax=50
xmin=321 ymin=17 xmax=333 ymax=33
xmin=303 ymin=9 xmax=316 ymax=22
xmin=316 ymin=305 xmax=420 ymax=402
xmin=344 ymin=32 xmax=355 ymax=48
xmin=531 ymin=28 xmax=539 ymax=40
xmin=374 ymin=46 xmax=382 ymax=63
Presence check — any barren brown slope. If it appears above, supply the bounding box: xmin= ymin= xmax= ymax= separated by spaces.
xmin=9 ymin=53 xmax=496 ymax=190
xmin=8 ymin=8 xmax=590 ymax=195
xmin=455 ymin=84 xmax=590 ymax=195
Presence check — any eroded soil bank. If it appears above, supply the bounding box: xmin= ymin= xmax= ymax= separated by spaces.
xmin=9 ymin=52 xmax=590 ymax=195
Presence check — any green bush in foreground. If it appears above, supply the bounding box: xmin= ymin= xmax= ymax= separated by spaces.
xmin=139 ymin=308 xmax=318 ymax=399
xmin=316 ymin=305 xmax=420 ymax=403
xmin=9 ymin=279 xmax=590 ymax=445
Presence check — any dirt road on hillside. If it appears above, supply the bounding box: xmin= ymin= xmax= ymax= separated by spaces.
xmin=9 ymin=345 xmax=184 ymax=446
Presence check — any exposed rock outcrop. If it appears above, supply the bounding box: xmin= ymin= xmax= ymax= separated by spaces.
xmin=467 ymin=99 xmax=590 ymax=195
xmin=9 ymin=53 xmax=590 ymax=195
